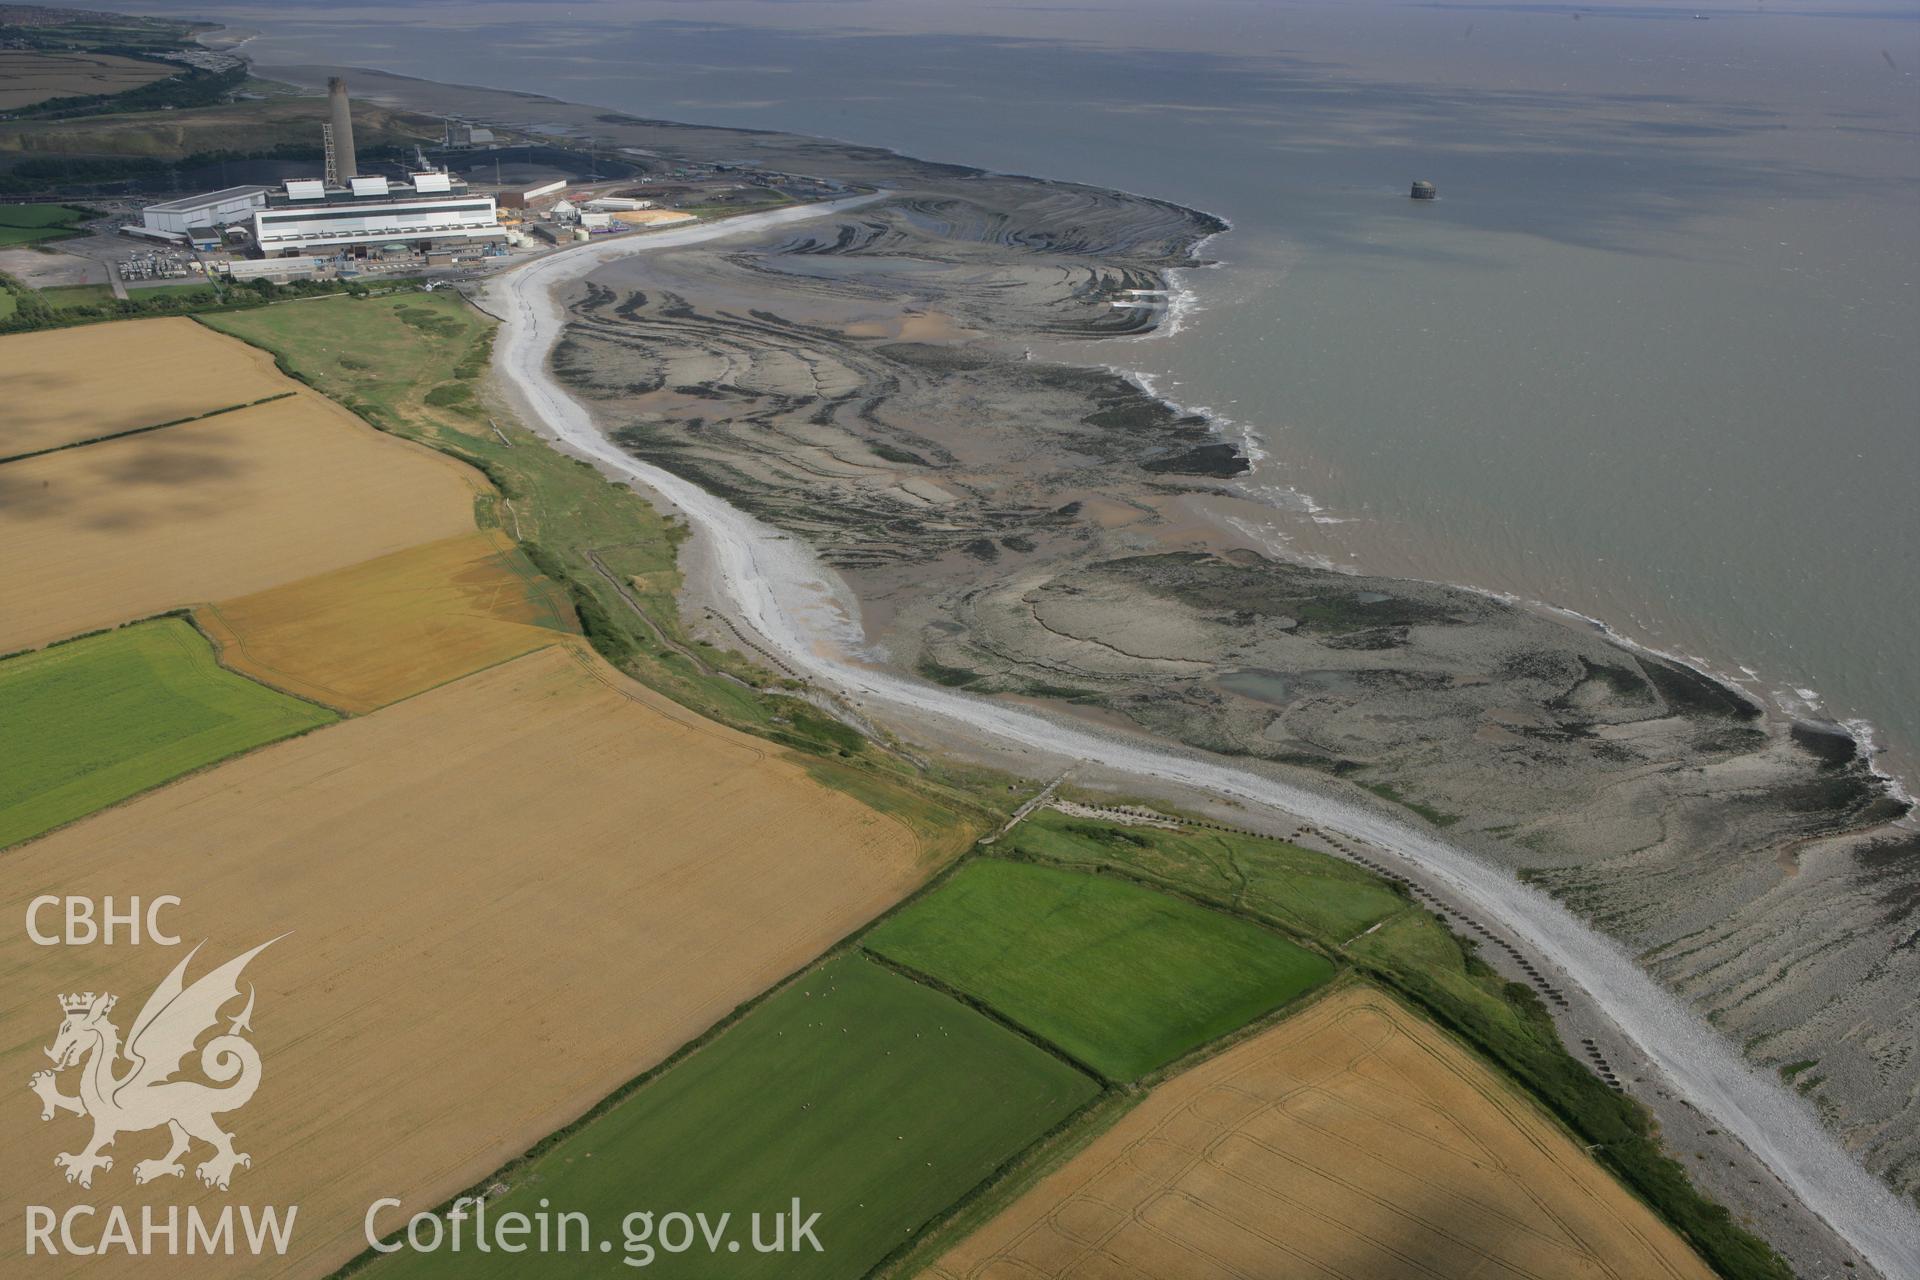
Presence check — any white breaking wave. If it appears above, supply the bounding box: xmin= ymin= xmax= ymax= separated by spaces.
xmin=1129 ymin=218 xmax=1230 ymax=342
xmin=485 ymin=197 xmax=1920 ymax=1279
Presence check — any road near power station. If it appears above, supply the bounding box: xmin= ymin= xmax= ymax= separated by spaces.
xmin=485 ymin=198 xmax=1920 ymax=1280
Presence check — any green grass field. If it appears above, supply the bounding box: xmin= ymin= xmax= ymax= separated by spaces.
xmin=0 ymin=203 xmax=88 ymax=246
xmin=126 ymin=281 xmax=219 ymax=304
xmin=370 ymin=954 xmax=1097 ymax=1279
xmin=1006 ymin=807 xmax=1407 ymax=946
xmin=38 ymin=282 xmax=116 ymax=309
xmin=0 ymin=617 xmax=336 ymax=848
xmin=865 ymin=858 xmax=1332 ymax=1080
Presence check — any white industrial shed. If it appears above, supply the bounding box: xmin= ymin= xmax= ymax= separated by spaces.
xmin=253 ymin=194 xmax=504 ymax=256
xmin=141 ymin=185 xmax=271 ymax=238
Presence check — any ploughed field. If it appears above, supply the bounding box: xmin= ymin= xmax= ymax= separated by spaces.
xmin=0 ymin=646 xmax=930 ymax=1278
xmin=0 ymin=383 xmax=484 ymax=654
xmin=0 ymin=318 xmax=294 ymax=459
xmin=929 ymin=985 xmax=1716 ymax=1280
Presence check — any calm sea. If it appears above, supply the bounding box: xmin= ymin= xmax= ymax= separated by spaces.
xmin=134 ymin=0 xmax=1920 ymax=792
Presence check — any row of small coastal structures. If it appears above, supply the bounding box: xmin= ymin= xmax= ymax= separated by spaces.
xmin=91 ymin=78 xmax=850 ymax=286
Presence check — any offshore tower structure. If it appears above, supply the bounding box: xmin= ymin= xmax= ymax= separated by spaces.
xmin=324 ymin=77 xmax=358 ymax=187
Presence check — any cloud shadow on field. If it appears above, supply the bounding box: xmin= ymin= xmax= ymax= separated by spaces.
xmin=0 ymin=428 xmax=253 ymax=532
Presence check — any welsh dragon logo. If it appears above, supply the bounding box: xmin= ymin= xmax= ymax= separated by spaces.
xmin=29 ymin=938 xmax=281 ymax=1191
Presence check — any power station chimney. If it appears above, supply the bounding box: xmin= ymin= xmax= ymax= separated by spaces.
xmin=325 ymin=77 xmax=358 ymax=186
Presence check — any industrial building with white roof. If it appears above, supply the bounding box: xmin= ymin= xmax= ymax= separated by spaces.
xmin=135 ymin=77 xmax=506 ymax=260
xmin=253 ymin=172 xmax=503 ymax=256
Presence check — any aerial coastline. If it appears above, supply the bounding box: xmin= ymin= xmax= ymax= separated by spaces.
xmin=210 ymin=54 xmax=1920 ymax=1276
xmin=1100 ymin=254 xmax=1918 ymax=817
xmin=7 ymin=5 xmax=1918 ymax=1275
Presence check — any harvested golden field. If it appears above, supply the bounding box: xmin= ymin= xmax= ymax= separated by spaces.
xmin=0 ymin=391 xmax=483 ymax=652
xmin=931 ymin=985 xmax=1713 ymax=1280
xmin=0 ymin=49 xmax=176 ymax=111
xmin=197 ymin=530 xmax=578 ymax=711
xmin=0 ymin=644 xmax=931 ymax=1279
xmin=0 ymin=318 xmax=294 ymax=459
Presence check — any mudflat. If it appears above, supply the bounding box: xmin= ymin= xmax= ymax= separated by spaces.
xmin=541 ymin=159 xmax=1913 ymax=1191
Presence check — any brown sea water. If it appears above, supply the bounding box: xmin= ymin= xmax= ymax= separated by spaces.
xmin=138 ymin=0 xmax=1920 ymax=794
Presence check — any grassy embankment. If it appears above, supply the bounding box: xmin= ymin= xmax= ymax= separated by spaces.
xmin=0 ymin=615 xmax=336 ymax=849
xmin=201 ymin=291 xmax=999 ymax=858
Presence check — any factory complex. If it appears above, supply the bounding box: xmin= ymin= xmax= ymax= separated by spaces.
xmin=253 ymin=173 xmax=501 ymax=256
xmin=129 ymin=78 xmax=505 ymax=270
xmin=104 ymin=75 xmax=845 ymax=289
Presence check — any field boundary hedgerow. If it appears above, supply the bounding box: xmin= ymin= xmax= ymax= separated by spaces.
xmin=0 ymin=390 xmax=294 ymax=465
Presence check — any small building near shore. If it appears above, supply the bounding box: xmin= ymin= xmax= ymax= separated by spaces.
xmin=222 ymin=257 xmax=322 ymax=283
xmin=497 ymin=179 xmax=568 ymax=210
